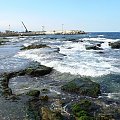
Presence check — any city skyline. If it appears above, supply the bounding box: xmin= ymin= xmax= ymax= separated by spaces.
xmin=0 ymin=0 xmax=120 ymax=32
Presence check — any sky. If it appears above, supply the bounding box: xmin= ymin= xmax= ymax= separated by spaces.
xmin=0 ymin=0 xmax=120 ymax=32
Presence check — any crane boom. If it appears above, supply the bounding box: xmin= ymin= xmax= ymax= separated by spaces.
xmin=21 ymin=21 xmax=28 ymax=32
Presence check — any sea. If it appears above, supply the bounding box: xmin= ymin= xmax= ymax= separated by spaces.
xmin=0 ymin=32 xmax=120 ymax=100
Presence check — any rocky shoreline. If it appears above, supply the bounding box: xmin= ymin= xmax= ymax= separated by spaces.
xmin=0 ymin=62 xmax=120 ymax=120
xmin=0 ymin=39 xmax=120 ymax=120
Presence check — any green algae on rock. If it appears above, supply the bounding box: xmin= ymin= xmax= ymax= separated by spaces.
xmin=72 ymin=100 xmax=98 ymax=120
xmin=61 ymin=78 xmax=101 ymax=97
xmin=72 ymin=100 xmax=92 ymax=113
xmin=26 ymin=90 xmax=40 ymax=97
xmin=25 ymin=63 xmax=52 ymax=76
xmin=3 ymin=62 xmax=52 ymax=78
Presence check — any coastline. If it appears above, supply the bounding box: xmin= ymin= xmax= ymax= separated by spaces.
xmin=0 ymin=33 xmax=120 ymax=119
xmin=0 ymin=30 xmax=86 ymax=37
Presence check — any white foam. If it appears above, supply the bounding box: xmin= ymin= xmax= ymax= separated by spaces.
xmin=107 ymin=93 xmax=120 ymax=99
xmin=16 ymin=48 xmax=119 ymax=77
xmin=98 ymin=35 xmax=104 ymax=37
xmin=50 ymin=88 xmax=61 ymax=95
xmin=15 ymin=37 xmax=120 ymax=77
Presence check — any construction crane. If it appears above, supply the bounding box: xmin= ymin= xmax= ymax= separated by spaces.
xmin=21 ymin=21 xmax=28 ymax=32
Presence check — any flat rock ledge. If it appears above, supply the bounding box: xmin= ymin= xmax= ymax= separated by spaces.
xmin=61 ymin=77 xmax=101 ymax=98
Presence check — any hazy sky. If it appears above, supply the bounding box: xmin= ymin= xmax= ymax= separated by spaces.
xmin=0 ymin=0 xmax=120 ymax=32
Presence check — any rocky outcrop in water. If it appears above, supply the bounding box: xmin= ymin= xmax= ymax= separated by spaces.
xmin=20 ymin=44 xmax=49 ymax=50
xmin=61 ymin=78 xmax=101 ymax=97
xmin=110 ymin=41 xmax=120 ymax=49
xmin=0 ymin=38 xmax=8 ymax=45
xmin=25 ymin=63 xmax=52 ymax=76
xmin=86 ymin=45 xmax=103 ymax=50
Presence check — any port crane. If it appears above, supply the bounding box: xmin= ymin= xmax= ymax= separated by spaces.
xmin=21 ymin=21 xmax=28 ymax=32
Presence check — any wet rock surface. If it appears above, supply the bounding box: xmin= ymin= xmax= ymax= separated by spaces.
xmin=20 ymin=44 xmax=49 ymax=50
xmin=0 ymin=61 xmax=120 ymax=120
xmin=0 ymin=62 xmax=52 ymax=98
xmin=0 ymin=35 xmax=120 ymax=120
xmin=61 ymin=78 xmax=101 ymax=97
xmin=0 ymin=68 xmax=120 ymax=120
xmin=26 ymin=90 xmax=40 ymax=97
xmin=25 ymin=62 xmax=52 ymax=76
xmin=110 ymin=41 xmax=120 ymax=49
xmin=0 ymin=38 xmax=8 ymax=45
xmin=86 ymin=45 xmax=103 ymax=50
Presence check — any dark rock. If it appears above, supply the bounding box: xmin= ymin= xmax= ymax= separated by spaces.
xmin=20 ymin=44 xmax=49 ymax=50
xmin=25 ymin=64 xmax=52 ymax=76
xmin=40 ymin=95 xmax=49 ymax=101
xmin=110 ymin=41 xmax=120 ymax=49
xmin=80 ymin=40 xmax=84 ymax=42
xmin=0 ymin=39 xmax=8 ymax=45
xmin=96 ymin=51 xmax=104 ymax=54
xmin=41 ymin=88 xmax=49 ymax=93
xmin=52 ymin=47 xmax=60 ymax=52
xmin=67 ymin=47 xmax=73 ymax=49
xmin=61 ymin=78 xmax=101 ymax=97
xmin=26 ymin=90 xmax=40 ymax=97
xmin=2 ymin=88 xmax=12 ymax=97
xmin=86 ymin=45 xmax=103 ymax=50
xmin=96 ymin=43 xmax=101 ymax=47
xmin=26 ymin=98 xmax=41 ymax=120
xmin=0 ymin=75 xmax=12 ymax=97
xmin=6 ymin=95 xmax=20 ymax=101
xmin=108 ymin=42 xmax=111 ymax=46
xmin=4 ymin=62 xmax=52 ymax=78
xmin=50 ymin=37 xmax=57 ymax=39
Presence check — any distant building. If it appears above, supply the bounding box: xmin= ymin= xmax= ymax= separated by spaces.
xmin=45 ymin=30 xmax=85 ymax=35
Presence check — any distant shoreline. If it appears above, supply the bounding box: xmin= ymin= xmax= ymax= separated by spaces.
xmin=0 ymin=30 xmax=86 ymax=37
